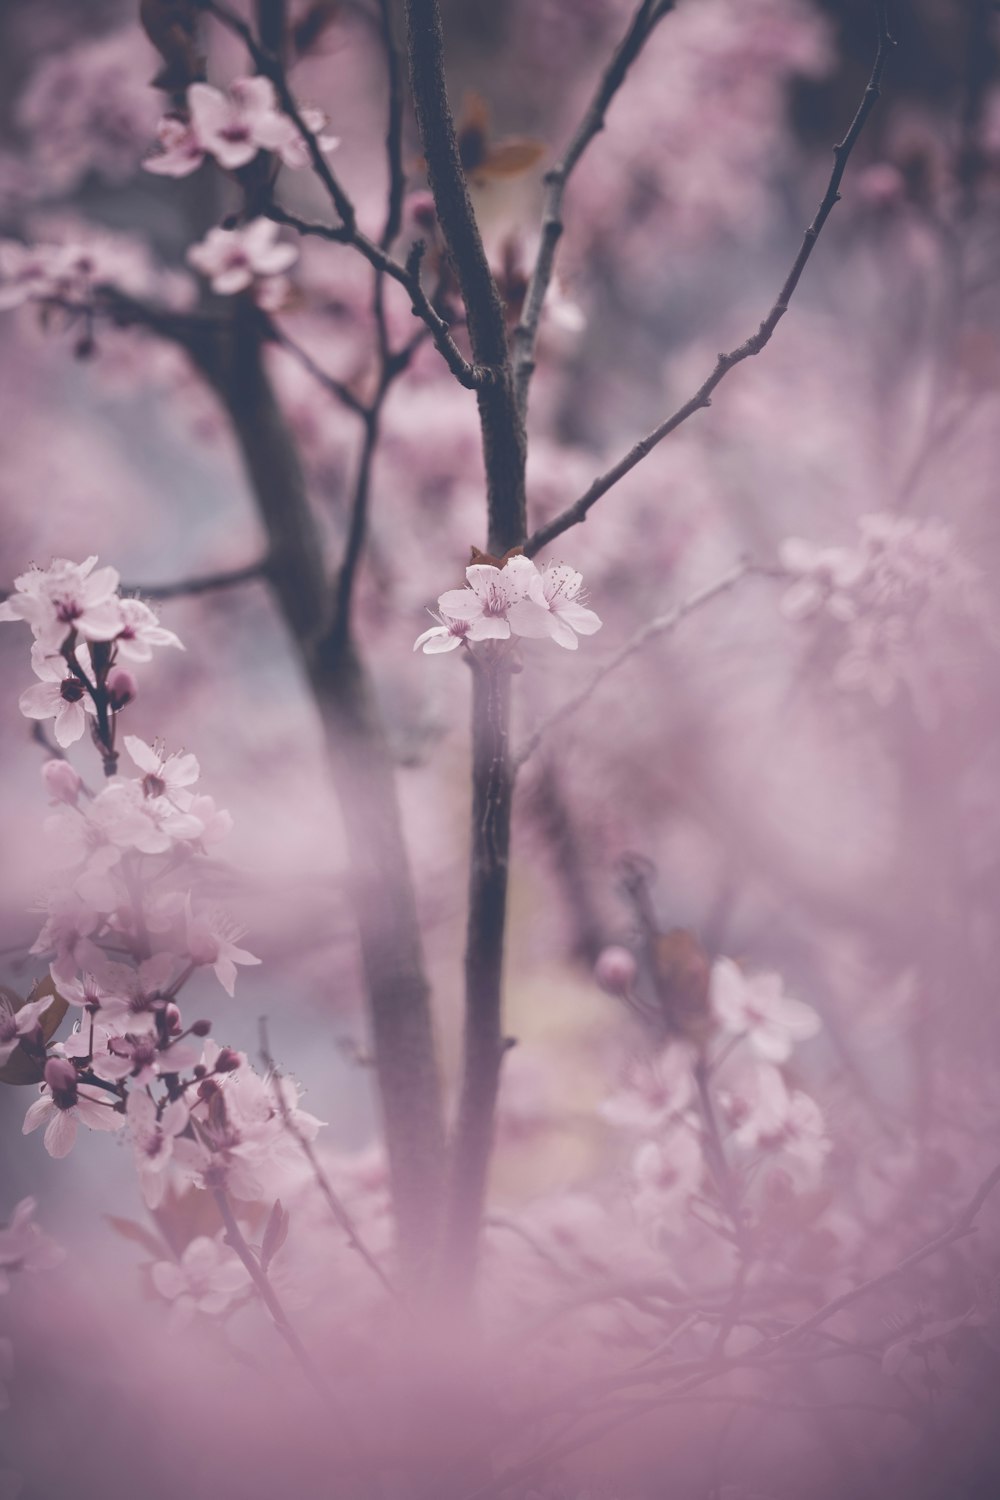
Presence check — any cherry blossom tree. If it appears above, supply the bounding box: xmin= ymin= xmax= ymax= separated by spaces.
xmin=2 ymin=2 xmax=1000 ymax=1499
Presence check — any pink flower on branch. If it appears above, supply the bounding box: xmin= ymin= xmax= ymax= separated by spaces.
xmin=187 ymin=219 xmax=298 ymax=297
xmin=0 ymin=991 xmax=55 ymax=1068
xmin=19 ymin=644 xmax=96 ymax=749
xmin=22 ymin=1058 xmax=123 ymax=1159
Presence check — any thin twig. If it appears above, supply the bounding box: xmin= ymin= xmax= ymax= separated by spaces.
xmin=257 ymin=1019 xmax=399 ymax=1301
xmin=512 ymin=0 xmax=675 ymax=416
xmin=261 ymin=314 xmax=370 ymax=418
xmin=123 ymin=560 xmax=270 ymax=601
xmin=514 ymin=558 xmax=758 ymax=768
xmin=522 ymin=1 xmax=895 ymax=556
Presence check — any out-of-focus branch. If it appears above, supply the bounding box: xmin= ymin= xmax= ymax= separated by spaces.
xmin=258 ymin=1018 xmax=398 ymax=1301
xmin=125 ymin=559 xmax=270 ymax=600
xmin=512 ymin=0 xmax=675 ymax=417
xmin=514 ymin=559 xmax=759 ymax=768
xmin=522 ymin=1 xmax=895 ymax=557
xmin=465 ymin=1156 xmax=1000 ymax=1499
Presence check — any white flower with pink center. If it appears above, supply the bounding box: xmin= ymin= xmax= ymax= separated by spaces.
xmin=150 ymin=1235 xmax=250 ymax=1323
xmin=710 ymin=957 xmax=819 ymax=1063
xmin=187 ymin=218 xmax=298 ymax=296
xmin=126 ymin=1091 xmax=191 ymax=1208
xmin=114 ymin=598 xmax=184 ymax=662
xmin=435 ymin=556 xmax=537 ymax=642
xmin=0 ymin=991 xmax=54 ymax=1068
xmin=94 ymin=952 xmax=177 ymax=1035
xmin=507 ymin=562 xmax=603 ymax=650
xmin=0 ymin=556 xmax=122 ymax=649
xmin=413 ymin=611 xmax=475 ymax=654
xmin=187 ymin=77 xmax=280 ymax=170
xmin=185 ymin=904 xmax=261 ymax=996
xmin=631 ymin=1129 xmax=704 ymax=1237
xmin=18 ymin=644 xmax=96 ymax=749
xmin=143 ymin=115 xmax=205 ymax=178
xmin=124 ymin=735 xmax=199 ymax=811
xmin=22 ymin=1058 xmax=123 ymax=1159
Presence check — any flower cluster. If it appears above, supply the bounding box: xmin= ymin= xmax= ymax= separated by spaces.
xmin=778 ymin=512 xmax=991 ymax=712
xmin=186 ymin=219 xmax=298 ymax=299
xmin=144 ymin=76 xmax=338 ymax=179
xmin=594 ymin=944 xmax=827 ymax=1246
xmin=414 ymin=554 xmax=602 ymax=654
xmin=0 ymin=556 xmax=181 ymax=750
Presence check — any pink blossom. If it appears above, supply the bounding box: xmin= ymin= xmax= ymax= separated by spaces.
xmin=601 ymin=1045 xmax=695 ymax=1134
xmin=0 ymin=241 xmax=63 ymax=310
xmin=436 ymin=556 xmax=537 ymax=642
xmin=113 ymin=598 xmax=183 ymax=661
xmin=507 ymin=562 xmax=603 ymax=651
xmin=126 ymin=1091 xmax=191 ymax=1208
xmin=0 ymin=991 xmax=55 ymax=1068
xmin=124 ymin=735 xmax=199 ymax=810
xmin=95 ymin=953 xmax=178 ymax=1035
xmin=710 ymin=957 xmax=819 ymax=1062
xmin=187 ymin=219 xmax=298 ymax=296
xmin=594 ymin=945 xmax=638 ymax=997
xmin=150 ymin=1235 xmax=250 ymax=1322
xmin=413 ymin=611 xmax=475 ymax=654
xmin=0 ymin=556 xmax=122 ymax=649
xmin=22 ymin=1058 xmax=123 ymax=1159
xmin=41 ymin=759 xmax=82 ymax=806
xmin=143 ymin=115 xmax=205 ymax=178
xmin=18 ymin=643 xmax=96 ymax=748
xmin=185 ymin=905 xmax=260 ymax=996
xmin=631 ymin=1129 xmax=704 ymax=1236
xmin=187 ymin=77 xmax=280 ymax=171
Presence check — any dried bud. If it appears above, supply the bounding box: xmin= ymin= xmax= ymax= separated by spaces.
xmin=41 ymin=759 xmax=82 ymax=806
xmin=107 ymin=668 xmax=137 ymax=711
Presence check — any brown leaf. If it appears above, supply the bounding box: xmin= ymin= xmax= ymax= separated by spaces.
xmin=0 ymin=977 xmax=69 ymax=1087
xmin=649 ymin=929 xmax=714 ymax=1046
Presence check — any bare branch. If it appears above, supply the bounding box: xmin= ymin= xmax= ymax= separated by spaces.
xmin=260 ymin=312 xmax=370 ymax=418
xmin=522 ymin=1 xmax=895 ymax=557
xmin=123 ymin=560 xmax=270 ymax=601
xmin=404 ymin=0 xmax=526 ymax=551
xmin=514 ymin=559 xmax=758 ymax=768
xmin=512 ymin=0 xmax=675 ymax=416
xmin=258 ymin=1018 xmax=399 ymax=1302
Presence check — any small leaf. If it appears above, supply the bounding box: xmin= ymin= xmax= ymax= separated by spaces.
xmin=261 ymin=1199 xmax=290 ymax=1271
xmin=0 ymin=978 xmax=69 ymax=1087
xmin=105 ymin=1215 xmax=167 ymax=1260
xmin=479 ymin=141 xmax=546 ymax=179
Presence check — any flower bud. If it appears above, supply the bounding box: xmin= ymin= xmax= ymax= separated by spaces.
xmin=43 ymin=1057 xmax=78 ymax=1107
xmin=41 ymin=759 xmax=82 ymax=806
xmin=214 ymin=1047 xmax=241 ymax=1073
xmin=594 ymin=945 xmax=638 ymax=997
xmin=191 ymin=1019 xmax=212 ymax=1038
xmin=107 ymin=667 xmax=137 ymax=712
xmin=164 ymin=1002 xmax=183 ymax=1034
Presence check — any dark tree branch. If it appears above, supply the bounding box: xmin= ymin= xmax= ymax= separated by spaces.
xmin=264 ymin=204 xmax=488 ymax=388
xmin=522 ymin=1 xmax=894 ymax=557
xmin=260 ymin=312 xmax=370 ymax=418
xmin=403 ymin=0 xmax=525 ymax=551
xmin=512 ymin=0 xmax=675 ymax=417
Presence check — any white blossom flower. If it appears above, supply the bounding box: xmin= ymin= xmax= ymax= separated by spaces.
xmin=113 ymin=598 xmax=183 ymax=661
xmin=631 ymin=1130 xmax=703 ymax=1236
xmin=185 ymin=904 xmax=260 ymax=996
xmin=18 ymin=643 xmax=97 ymax=748
xmin=710 ymin=958 xmax=819 ymax=1062
xmin=0 ymin=556 xmax=122 ymax=649
xmin=22 ymin=1058 xmax=123 ymax=1159
xmin=507 ymin=562 xmax=603 ymax=650
xmin=435 ymin=556 xmax=537 ymax=641
xmin=187 ymin=218 xmax=298 ymax=296
xmin=126 ymin=1091 xmax=191 ymax=1208
xmin=151 ymin=1236 xmax=249 ymax=1323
